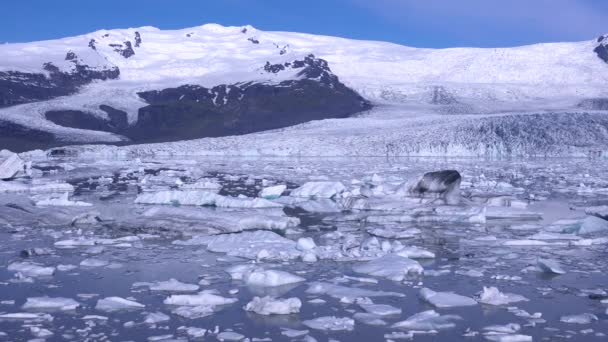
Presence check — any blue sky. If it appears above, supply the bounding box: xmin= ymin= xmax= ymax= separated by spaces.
xmin=2 ymin=0 xmax=607 ymax=47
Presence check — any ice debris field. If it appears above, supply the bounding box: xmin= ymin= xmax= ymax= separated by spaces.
xmin=0 ymin=151 xmax=607 ymax=341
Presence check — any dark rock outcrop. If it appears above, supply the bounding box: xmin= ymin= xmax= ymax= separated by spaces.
xmin=128 ymin=56 xmax=370 ymax=143
xmin=134 ymin=32 xmax=142 ymax=47
xmin=109 ymin=41 xmax=135 ymax=58
xmin=248 ymin=37 xmax=259 ymax=44
xmin=0 ymin=120 xmax=58 ymax=152
xmin=0 ymin=60 xmax=120 ymax=107
xmin=595 ymin=35 xmax=608 ymax=63
xmin=45 ymin=106 xmax=129 ymax=133
xmin=578 ymin=98 xmax=608 ymax=110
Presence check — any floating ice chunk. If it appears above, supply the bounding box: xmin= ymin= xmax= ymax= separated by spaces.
xmin=290 ymin=182 xmax=346 ymax=199
xmin=164 ymin=292 xmax=237 ymax=307
xmin=34 ymin=192 xmax=92 ymax=207
xmin=359 ymin=303 xmax=402 ymax=316
xmin=243 ymin=296 xmax=301 ymax=315
xmin=296 ymin=237 xmax=316 ymax=251
xmin=303 ymin=316 xmax=355 ymax=331
xmin=30 ymin=326 xmax=53 ymax=338
xmin=135 ymin=190 xmax=282 ymax=208
xmin=306 ymin=282 xmax=403 ymax=302
xmin=586 ymin=205 xmax=608 ymax=221
xmin=392 ymin=310 xmax=462 ymax=331
xmin=0 ymin=151 xmax=25 ymax=180
xmin=0 ymin=312 xmax=53 ymax=321
xmin=578 ymin=216 xmax=608 ymax=235
xmin=96 ymin=297 xmax=145 ymax=311
xmin=486 ymin=207 xmax=541 ymax=221
xmin=478 ymin=287 xmax=528 ymax=306
xmin=367 ymin=227 xmax=421 ymax=239
xmin=537 ymin=258 xmax=566 ymax=275
xmin=395 ymin=246 xmax=435 ymax=259
xmin=281 ymin=328 xmax=309 ymax=338
xmin=217 ymin=331 xmax=245 ymax=341
xmin=133 ymin=279 xmax=199 ymax=292
xmin=80 ymin=258 xmax=109 ymax=267
xmin=485 ymin=334 xmax=532 ymax=342
xmin=259 ymin=185 xmax=286 ymax=199
xmin=419 ymin=288 xmax=477 ymax=308
xmin=7 ymin=262 xmax=54 ymax=277
xmin=408 ymin=170 xmax=462 ymax=205
xmin=172 ymin=305 xmax=214 ymax=319
xmin=353 ymin=312 xmax=387 ymax=326
xmin=244 ymin=269 xmax=305 ymax=288
xmin=560 ymin=313 xmax=598 ymax=324
xmin=22 ymin=297 xmax=80 ymax=311
xmin=144 ymin=312 xmax=170 ymax=324
xmin=181 ymin=327 xmax=207 ymax=338
xmin=203 ymin=231 xmax=300 ymax=260
xmin=353 ymin=254 xmax=423 ymax=281
xmin=181 ymin=179 xmax=222 ymax=192
xmin=483 ymin=323 xmax=521 ymax=334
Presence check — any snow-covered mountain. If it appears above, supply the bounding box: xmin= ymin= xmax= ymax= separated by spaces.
xmin=1 ymin=24 xmax=608 ymax=156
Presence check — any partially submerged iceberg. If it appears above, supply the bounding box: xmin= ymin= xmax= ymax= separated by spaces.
xmin=586 ymin=205 xmax=608 ymax=221
xmin=408 ymin=170 xmax=462 ymax=205
xmin=95 ymin=297 xmax=145 ymax=312
xmin=164 ymin=292 xmax=237 ymax=307
xmin=391 ymin=310 xmax=462 ymax=331
xmin=478 ymin=287 xmax=528 ymax=305
xmin=290 ymin=181 xmax=346 ymax=199
xmin=537 ymin=258 xmax=566 ymax=275
xmin=352 ymin=254 xmax=423 ymax=281
xmin=303 ymin=316 xmax=355 ymax=331
xmin=227 ymin=266 xmax=305 ymax=287
xmin=200 ymin=231 xmax=301 ymax=260
xmin=243 ymin=296 xmax=301 ymax=315
xmin=419 ymin=288 xmax=477 ymax=308
xmin=22 ymin=297 xmax=80 ymax=311
xmin=135 ymin=190 xmax=282 ymax=208
xmin=259 ymin=184 xmax=287 ymax=199
xmin=0 ymin=150 xmax=26 ymax=180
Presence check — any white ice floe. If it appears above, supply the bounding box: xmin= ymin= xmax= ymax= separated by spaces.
xmin=367 ymin=227 xmax=421 ymax=239
xmin=585 ymin=205 xmax=608 ymax=220
xmin=200 ymin=230 xmax=300 ymax=260
xmin=7 ymin=262 xmax=55 ymax=277
xmin=0 ymin=151 xmax=25 ymax=180
xmin=303 ymin=316 xmax=355 ymax=331
xmin=95 ymin=297 xmax=145 ymax=311
xmin=143 ymin=312 xmax=171 ymax=324
xmin=478 ymin=287 xmax=529 ymax=306
xmin=164 ymin=291 xmax=237 ymax=307
xmin=80 ymin=258 xmax=109 ymax=267
xmin=22 ymin=297 xmax=80 ymax=311
xmin=145 ymin=206 xmax=299 ymax=232
xmin=391 ymin=310 xmax=462 ymax=331
xmin=134 ymin=279 xmax=200 ymax=292
xmin=395 ymin=246 xmax=435 ymax=259
xmin=354 ymin=312 xmax=387 ymax=326
xmin=485 ymin=334 xmax=532 ymax=342
xmin=216 ymin=331 xmax=245 ymax=341
xmin=296 ymin=237 xmax=316 ymax=251
xmin=243 ymin=296 xmax=301 ymax=315
xmin=359 ymin=303 xmax=402 ymax=316
xmin=306 ymin=282 xmax=403 ymax=302
xmin=172 ymin=305 xmax=215 ymax=319
xmin=290 ymin=182 xmax=346 ymax=199
xmin=227 ymin=265 xmax=305 ymax=287
xmin=0 ymin=312 xmax=53 ymax=321
xmin=180 ymin=179 xmax=222 ymax=192
xmin=33 ymin=192 xmax=92 ymax=207
xmin=259 ymin=184 xmax=286 ymax=199
xmin=419 ymin=288 xmax=477 ymax=308
xmin=135 ymin=190 xmax=282 ymax=208
xmin=560 ymin=313 xmax=598 ymax=324
xmin=537 ymin=258 xmax=566 ymax=274
xmin=352 ymin=254 xmax=423 ymax=281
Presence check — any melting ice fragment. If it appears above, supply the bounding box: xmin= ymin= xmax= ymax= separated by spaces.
xmin=478 ymin=287 xmax=528 ymax=305
xmin=391 ymin=310 xmax=462 ymax=331
xmin=537 ymin=258 xmax=566 ymax=275
xmin=290 ymin=181 xmax=346 ymax=199
xmin=95 ymin=297 xmax=145 ymax=312
xmin=259 ymin=184 xmax=286 ymax=199
xmin=22 ymin=297 xmax=80 ymax=311
xmin=7 ymin=262 xmax=55 ymax=277
xmin=419 ymin=288 xmax=477 ymax=308
xmin=302 ymin=316 xmax=355 ymax=331
xmin=352 ymin=254 xmax=423 ymax=281
xmin=243 ymin=296 xmax=301 ymax=315
xmin=560 ymin=313 xmax=598 ymax=324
